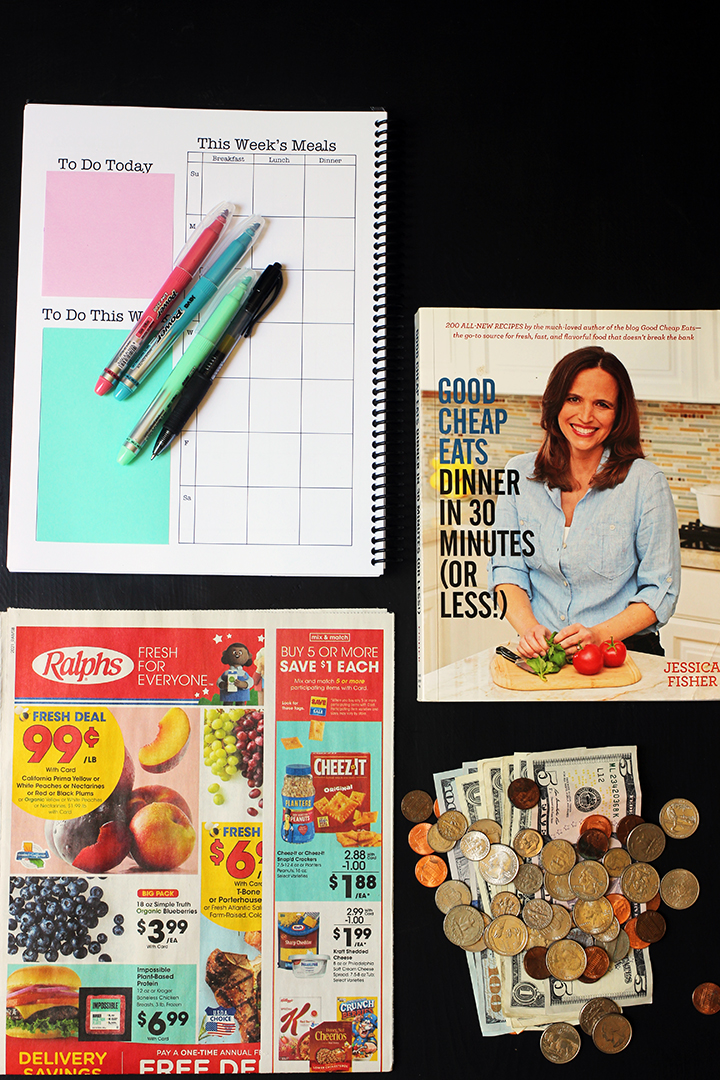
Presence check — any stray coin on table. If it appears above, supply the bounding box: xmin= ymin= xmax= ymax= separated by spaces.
xmin=539 ymin=1022 xmax=581 ymax=1064
xmin=659 ymin=797 xmax=699 ymax=838
xmin=660 ymin=867 xmax=700 ymax=909
xmin=592 ymin=1012 xmax=632 ymax=1054
xmin=692 ymin=982 xmax=720 ymax=1015
xmin=414 ymin=854 xmax=448 ymax=887
xmin=408 ymin=822 xmax=434 ymax=855
xmin=401 ymin=789 xmax=434 ymax=823
xmin=579 ymin=997 xmax=622 ymax=1035
xmin=507 ymin=777 xmax=541 ymax=809
xmin=434 ymin=879 xmax=472 ymax=913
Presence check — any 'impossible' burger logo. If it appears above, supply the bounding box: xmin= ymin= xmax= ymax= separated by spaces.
xmin=32 ymin=647 xmax=134 ymax=684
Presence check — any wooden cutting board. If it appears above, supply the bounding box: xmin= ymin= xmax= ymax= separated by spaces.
xmin=491 ymin=645 xmax=642 ymax=691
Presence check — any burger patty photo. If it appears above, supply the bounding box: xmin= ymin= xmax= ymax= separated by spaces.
xmin=6 ymin=965 xmax=80 ymax=1040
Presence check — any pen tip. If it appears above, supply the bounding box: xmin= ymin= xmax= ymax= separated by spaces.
xmin=95 ymin=376 xmax=113 ymax=395
xmin=117 ymin=447 xmax=135 ymax=466
xmin=114 ymin=383 xmax=131 ymax=401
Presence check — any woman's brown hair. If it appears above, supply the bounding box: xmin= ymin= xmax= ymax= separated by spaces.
xmin=531 ymin=347 xmax=644 ymax=490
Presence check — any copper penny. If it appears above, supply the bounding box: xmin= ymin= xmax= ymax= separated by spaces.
xmin=607 ymin=893 xmax=631 ymax=925
xmin=579 ymin=814 xmax=613 ymax=838
xmin=414 ymin=853 xmax=448 ymax=887
xmin=401 ymin=789 xmax=434 ymax=823
xmin=636 ymin=909 xmax=666 ymax=943
xmin=692 ymin=983 xmax=720 ymax=1015
xmin=616 ymin=814 xmax=644 ymax=844
xmin=645 ymin=891 xmax=661 ymax=911
xmin=624 ymin=917 xmax=650 ymax=951
xmin=507 ymin=777 xmax=540 ymax=809
xmin=524 ymin=946 xmax=550 ymax=980
xmin=433 ymin=798 xmax=440 ymax=817
xmin=577 ymin=828 xmax=610 ymax=860
xmin=436 ymin=809 xmax=468 ymax=842
xmin=579 ymin=945 xmax=611 ymax=983
xmin=408 ymin=822 xmax=433 ymax=855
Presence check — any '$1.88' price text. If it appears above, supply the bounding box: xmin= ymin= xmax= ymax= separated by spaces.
xmin=328 ymin=873 xmax=377 ymax=898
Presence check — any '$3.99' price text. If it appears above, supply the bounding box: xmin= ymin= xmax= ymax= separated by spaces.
xmin=137 ymin=918 xmax=188 ymax=943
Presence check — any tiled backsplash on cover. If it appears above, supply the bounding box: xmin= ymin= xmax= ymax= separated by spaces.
xmin=421 ymin=392 xmax=720 ymax=527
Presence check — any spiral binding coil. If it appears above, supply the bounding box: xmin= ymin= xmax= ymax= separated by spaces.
xmin=371 ymin=116 xmax=387 ymax=567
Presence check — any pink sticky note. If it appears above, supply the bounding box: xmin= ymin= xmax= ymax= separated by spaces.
xmin=43 ymin=171 xmax=175 ymax=298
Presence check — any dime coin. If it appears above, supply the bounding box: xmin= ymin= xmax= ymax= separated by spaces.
xmin=579 ymin=945 xmax=611 ymax=983
xmin=476 ymin=844 xmax=520 ymax=886
xmin=592 ymin=1011 xmax=632 ymax=1054
xmin=603 ymin=928 xmax=630 ymax=963
xmin=636 ymin=909 xmax=666 ymax=943
xmin=579 ymin=996 xmax=621 ymax=1036
xmin=443 ymin=904 xmax=484 ymax=949
xmin=579 ymin=814 xmax=613 ymax=838
xmin=426 ymin=822 xmax=455 ymax=854
xmin=523 ymin=898 xmax=553 ymax=929
xmin=471 ymin=818 xmax=502 ymax=845
xmin=490 ymin=891 xmax=521 ymax=918
xmin=485 ymin=914 xmax=529 ymax=956
xmin=507 ymin=777 xmax=540 ymax=809
xmin=626 ymin=821 xmax=666 ymax=862
xmin=607 ymin=893 xmax=631 ymax=924
xmin=573 ymin=897 xmax=614 ymax=935
xmin=512 ymin=828 xmax=544 ymax=859
xmin=616 ymin=814 xmax=644 ymax=845
xmin=660 ymin=868 xmax=700 ymax=909
xmin=569 ymin=859 xmax=609 ymax=900
xmin=544 ymin=871 xmax=577 ymax=902
xmin=566 ymin=928 xmax=594 ymax=948
xmin=401 ymin=789 xmax=434 ymax=823
xmin=692 ymin=982 xmax=720 ymax=1015
xmin=593 ymin=917 xmax=620 ymax=944
xmin=524 ymin=946 xmax=550 ymax=980
xmin=545 ymin=904 xmax=573 ymax=943
xmin=408 ymin=822 xmax=434 ymax=855
xmin=436 ymin=809 xmax=468 ymax=842
xmin=577 ymin=828 xmax=610 ymax=860
xmin=546 ymin=939 xmax=587 ymax=980
xmin=434 ymin=879 xmax=471 ymax=913
xmin=539 ymin=1022 xmax=581 ymax=1064
xmin=415 ymin=853 xmax=448 ymax=887
xmin=603 ymin=847 xmax=631 ymax=878
xmin=514 ymin=861 xmax=543 ymax=896
xmin=624 ymin=917 xmax=650 ymax=951
xmin=659 ymin=797 xmax=700 ymax=838
xmin=620 ymin=861 xmax=660 ymax=904
xmin=540 ymin=839 xmax=576 ymax=875
xmin=460 ymin=830 xmax=491 ymax=861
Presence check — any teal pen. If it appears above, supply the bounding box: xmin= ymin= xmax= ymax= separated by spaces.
xmin=117 ymin=270 xmax=258 ymax=465
xmin=115 ymin=215 xmax=265 ymax=399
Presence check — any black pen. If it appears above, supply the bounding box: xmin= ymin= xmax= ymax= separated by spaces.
xmin=151 ymin=263 xmax=284 ymax=459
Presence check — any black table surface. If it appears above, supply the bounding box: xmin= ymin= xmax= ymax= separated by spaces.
xmin=2 ymin=8 xmax=718 ymax=1077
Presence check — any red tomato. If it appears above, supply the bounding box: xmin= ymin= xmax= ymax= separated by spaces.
xmin=572 ymin=643 xmax=604 ymax=676
xmin=600 ymin=636 xmax=627 ymax=667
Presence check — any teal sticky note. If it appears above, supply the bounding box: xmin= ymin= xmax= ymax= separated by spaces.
xmin=37 ymin=327 xmax=171 ymax=544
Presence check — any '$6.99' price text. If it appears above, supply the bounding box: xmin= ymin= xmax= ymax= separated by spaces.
xmin=137 ymin=1010 xmax=189 ymax=1036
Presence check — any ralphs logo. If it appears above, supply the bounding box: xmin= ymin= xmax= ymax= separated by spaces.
xmin=32 ymin=647 xmax=134 ymax=684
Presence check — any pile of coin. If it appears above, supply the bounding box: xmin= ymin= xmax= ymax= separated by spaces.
xmin=403 ymin=787 xmax=707 ymax=1060
xmin=540 ymin=997 xmax=632 ymax=1062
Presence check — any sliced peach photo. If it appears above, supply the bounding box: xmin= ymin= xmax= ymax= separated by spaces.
xmin=138 ymin=707 xmax=191 ymax=773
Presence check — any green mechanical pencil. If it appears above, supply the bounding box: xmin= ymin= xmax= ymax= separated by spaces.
xmin=117 ymin=269 xmax=258 ymax=465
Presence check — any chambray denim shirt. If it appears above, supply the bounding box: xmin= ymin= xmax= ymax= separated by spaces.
xmin=487 ymin=452 xmax=680 ymax=633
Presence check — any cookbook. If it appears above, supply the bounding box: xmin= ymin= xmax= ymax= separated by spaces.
xmin=416 ymin=307 xmax=720 ymax=701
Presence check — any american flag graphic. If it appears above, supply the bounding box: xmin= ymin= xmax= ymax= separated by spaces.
xmin=205 ymin=1020 xmax=235 ymax=1036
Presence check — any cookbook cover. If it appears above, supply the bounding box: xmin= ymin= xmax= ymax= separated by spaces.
xmin=416 ymin=307 xmax=720 ymax=702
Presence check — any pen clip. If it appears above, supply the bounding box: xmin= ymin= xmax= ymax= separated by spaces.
xmin=241 ymin=265 xmax=283 ymax=338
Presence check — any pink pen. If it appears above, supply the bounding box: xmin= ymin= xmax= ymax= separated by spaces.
xmin=95 ymin=201 xmax=233 ymax=395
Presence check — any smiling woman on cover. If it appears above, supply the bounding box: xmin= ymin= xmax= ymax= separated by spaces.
xmin=488 ymin=347 xmax=680 ymax=658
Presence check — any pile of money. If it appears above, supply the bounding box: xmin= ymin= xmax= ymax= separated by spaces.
xmin=403 ymin=746 xmax=702 ymax=1050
